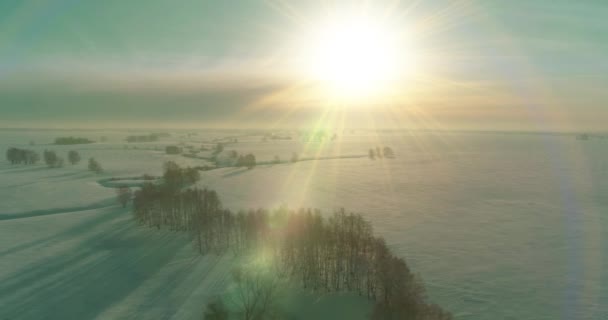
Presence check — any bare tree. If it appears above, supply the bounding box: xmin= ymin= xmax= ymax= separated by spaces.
xmin=88 ymin=157 xmax=103 ymax=173
xmin=116 ymin=186 xmax=132 ymax=208
xmin=230 ymin=267 xmax=281 ymax=320
xmin=130 ymin=182 xmax=453 ymax=320
xmin=203 ymin=298 xmax=229 ymax=320
xmin=43 ymin=150 xmax=59 ymax=167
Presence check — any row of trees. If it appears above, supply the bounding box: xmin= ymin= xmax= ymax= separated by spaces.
xmin=214 ymin=149 xmax=257 ymax=169
xmin=131 ymin=186 xmax=451 ymax=319
xmin=44 ymin=150 xmax=84 ymax=167
xmin=236 ymin=154 xmax=256 ymax=169
xmin=54 ymin=136 xmax=94 ymax=145
xmin=162 ymin=161 xmax=200 ymax=191
xmin=5 ymin=148 xmax=83 ymax=167
xmin=6 ymin=147 xmax=104 ymax=174
xmin=126 ymin=134 xmax=160 ymax=143
xmin=6 ymin=148 xmax=39 ymax=164
xmin=369 ymin=147 xmax=395 ymax=160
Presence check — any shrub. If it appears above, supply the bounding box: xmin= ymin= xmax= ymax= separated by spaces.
xmin=165 ymin=145 xmax=182 ymax=154
xmin=88 ymin=157 xmax=103 ymax=174
xmin=236 ymin=153 xmax=256 ymax=169
xmin=43 ymin=150 xmax=60 ymax=167
xmin=68 ymin=150 xmax=81 ymax=165
xmin=116 ymin=186 xmax=132 ymax=208
xmin=383 ymin=146 xmax=395 ymax=158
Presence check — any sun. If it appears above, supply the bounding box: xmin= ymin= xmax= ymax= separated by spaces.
xmin=303 ymin=13 xmax=413 ymax=99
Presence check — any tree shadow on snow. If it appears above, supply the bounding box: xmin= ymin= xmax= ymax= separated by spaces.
xmin=221 ymin=168 xmax=250 ymax=178
xmin=0 ymin=166 xmax=50 ymax=175
xmin=0 ymin=207 xmax=196 ymax=320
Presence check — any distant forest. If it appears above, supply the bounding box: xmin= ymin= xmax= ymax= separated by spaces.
xmin=130 ymin=164 xmax=452 ymax=320
xmin=126 ymin=134 xmax=160 ymax=143
xmin=54 ymin=136 xmax=94 ymax=145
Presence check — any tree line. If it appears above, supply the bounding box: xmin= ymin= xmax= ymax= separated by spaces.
xmin=235 ymin=153 xmax=256 ymax=169
xmin=54 ymin=136 xmax=94 ymax=145
xmin=162 ymin=161 xmax=200 ymax=190
xmin=6 ymin=147 xmax=39 ymax=164
xmin=369 ymin=146 xmax=395 ymax=160
xmin=131 ymin=181 xmax=451 ymax=319
xmin=5 ymin=148 xmax=104 ymax=174
xmin=212 ymin=148 xmax=257 ymax=169
xmin=126 ymin=134 xmax=160 ymax=143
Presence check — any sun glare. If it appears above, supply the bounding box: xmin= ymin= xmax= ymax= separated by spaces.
xmin=304 ymin=13 xmax=414 ymax=99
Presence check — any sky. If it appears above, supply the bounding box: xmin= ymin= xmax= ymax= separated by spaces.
xmin=0 ymin=0 xmax=607 ymax=131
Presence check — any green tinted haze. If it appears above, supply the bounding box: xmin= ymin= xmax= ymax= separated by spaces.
xmin=1 ymin=0 xmax=607 ymax=131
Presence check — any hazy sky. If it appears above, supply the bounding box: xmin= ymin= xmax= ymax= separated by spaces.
xmin=1 ymin=0 xmax=607 ymax=131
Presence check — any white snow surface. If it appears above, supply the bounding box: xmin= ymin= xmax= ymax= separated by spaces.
xmin=1 ymin=128 xmax=607 ymax=319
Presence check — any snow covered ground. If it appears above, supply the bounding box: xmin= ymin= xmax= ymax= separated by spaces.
xmin=1 ymin=128 xmax=607 ymax=319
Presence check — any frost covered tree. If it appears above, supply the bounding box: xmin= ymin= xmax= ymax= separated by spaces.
xmin=68 ymin=150 xmax=81 ymax=165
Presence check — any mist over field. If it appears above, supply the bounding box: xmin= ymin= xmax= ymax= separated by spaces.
xmin=1 ymin=128 xmax=606 ymax=319
xmin=2 ymin=0 xmax=608 ymax=319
